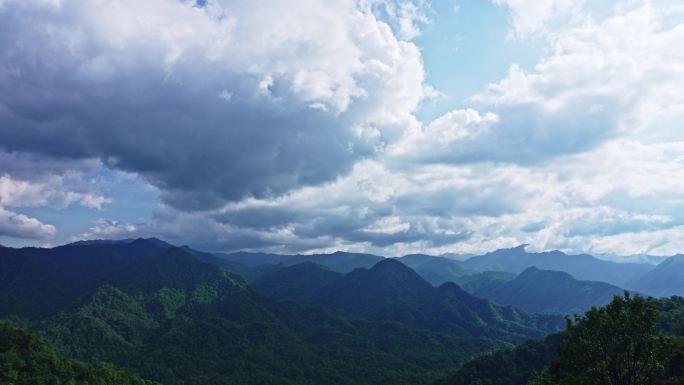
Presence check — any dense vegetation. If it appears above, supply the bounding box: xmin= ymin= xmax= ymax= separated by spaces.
xmin=0 ymin=241 xmax=561 ymax=385
xmin=439 ymin=294 xmax=684 ymax=385
xmin=2 ymin=239 xmax=682 ymax=385
xmin=0 ymin=322 xmax=158 ymax=385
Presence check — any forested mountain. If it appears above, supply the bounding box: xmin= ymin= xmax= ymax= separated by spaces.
xmin=437 ymin=295 xmax=684 ymax=385
xmin=255 ymin=259 xmax=563 ymax=341
xmin=253 ymin=262 xmax=343 ymax=302
xmin=0 ymin=322 xmax=158 ymax=385
xmin=397 ymin=254 xmax=473 ymax=286
xmin=1 ymin=239 xmax=681 ymax=385
xmin=0 ymin=238 xmax=174 ymax=319
xmin=0 ymin=241 xmax=560 ymax=385
xmin=470 ymin=267 xmax=628 ymax=314
xmin=460 ymin=245 xmax=653 ymax=288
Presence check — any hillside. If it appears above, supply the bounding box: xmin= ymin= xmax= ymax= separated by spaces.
xmin=0 ymin=241 xmax=561 ymax=385
xmin=630 ymin=255 xmax=684 ymax=297
xmin=460 ymin=245 xmax=653 ymax=288
xmin=0 ymin=322 xmax=158 ymax=385
xmin=257 ymin=259 xmax=563 ymax=342
xmin=436 ymin=295 xmax=684 ymax=385
xmin=471 ymin=267 xmax=627 ymax=314
xmin=398 ymin=254 xmax=473 ymax=286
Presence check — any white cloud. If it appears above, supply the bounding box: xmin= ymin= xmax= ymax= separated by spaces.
xmin=475 ymin=1 xmax=684 ymax=138
xmin=493 ymin=0 xmax=585 ymax=38
xmin=0 ymin=175 xmax=110 ymax=210
xmin=10 ymin=0 xmax=684 ymax=259
xmin=73 ymin=219 xmax=138 ymax=241
xmin=0 ymin=207 xmax=55 ymax=239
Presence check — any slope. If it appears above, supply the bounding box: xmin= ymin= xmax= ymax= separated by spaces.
xmin=472 ymin=267 xmax=627 ymax=314
xmin=460 ymin=245 xmax=652 ymax=288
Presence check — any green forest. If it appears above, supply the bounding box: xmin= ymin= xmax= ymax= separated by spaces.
xmin=0 ymin=241 xmax=683 ymax=385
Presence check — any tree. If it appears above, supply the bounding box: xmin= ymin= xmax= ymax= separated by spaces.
xmin=549 ymin=293 xmax=667 ymax=385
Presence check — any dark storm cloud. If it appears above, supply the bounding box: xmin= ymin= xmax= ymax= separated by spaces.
xmin=0 ymin=1 xmax=420 ymax=211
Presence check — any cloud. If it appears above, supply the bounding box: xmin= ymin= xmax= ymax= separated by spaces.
xmin=492 ymin=0 xmax=585 ymax=38
xmin=474 ymin=2 xmax=684 ymax=139
xmin=0 ymin=174 xmax=110 ymax=209
xmin=11 ymin=0 xmax=684 ymax=259
xmin=0 ymin=207 xmax=55 ymax=239
xmin=0 ymin=0 xmax=428 ymax=211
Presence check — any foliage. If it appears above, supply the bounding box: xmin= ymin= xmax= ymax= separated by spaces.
xmin=0 ymin=322 xmax=158 ymax=385
xmin=548 ymin=293 xmax=667 ymax=385
xmin=439 ymin=295 xmax=684 ymax=385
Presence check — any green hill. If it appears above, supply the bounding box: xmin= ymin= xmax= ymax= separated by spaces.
xmin=0 ymin=322 xmax=158 ymax=385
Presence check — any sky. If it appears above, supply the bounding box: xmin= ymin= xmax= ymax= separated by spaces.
xmin=1 ymin=0 xmax=684 ymax=258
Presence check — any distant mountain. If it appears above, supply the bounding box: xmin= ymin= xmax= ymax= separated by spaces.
xmin=630 ymin=255 xmax=684 ymax=297
xmin=460 ymin=245 xmax=653 ymax=288
xmin=214 ymin=250 xmax=383 ymax=273
xmin=258 ymin=259 xmax=563 ymax=342
xmin=398 ymin=254 xmax=473 ymax=286
xmin=452 ymin=271 xmax=516 ymax=293
xmin=471 ymin=267 xmax=627 ymax=314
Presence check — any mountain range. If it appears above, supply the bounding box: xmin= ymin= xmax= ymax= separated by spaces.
xmin=469 ymin=266 xmax=628 ymax=314
xmin=0 ymin=238 xmax=682 ymax=385
xmin=0 ymin=239 xmax=560 ymax=385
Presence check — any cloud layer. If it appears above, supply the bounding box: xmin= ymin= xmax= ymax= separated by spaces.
xmin=0 ymin=0 xmax=428 ymax=210
xmin=3 ymin=0 xmax=684 ymax=258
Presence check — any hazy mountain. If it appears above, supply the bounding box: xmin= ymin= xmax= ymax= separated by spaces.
xmin=398 ymin=254 xmax=473 ymax=286
xmin=214 ymin=250 xmax=383 ymax=273
xmin=460 ymin=245 xmax=653 ymax=288
xmin=452 ymin=271 xmax=516 ymax=293
xmin=630 ymin=255 xmax=684 ymax=297
xmin=471 ymin=267 xmax=627 ymax=314
xmin=258 ymin=259 xmax=563 ymax=342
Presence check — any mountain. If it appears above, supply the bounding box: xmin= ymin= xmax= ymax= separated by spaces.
xmin=460 ymin=245 xmax=653 ymax=288
xmin=398 ymin=254 xmax=473 ymax=286
xmin=214 ymin=250 xmax=383 ymax=273
xmin=436 ymin=295 xmax=684 ymax=385
xmin=0 ymin=238 xmax=174 ymax=318
xmin=253 ymin=262 xmax=342 ymax=302
xmin=452 ymin=271 xmax=516 ymax=293
xmin=471 ymin=267 xmax=627 ymax=314
xmin=0 ymin=240 xmax=560 ymax=385
xmin=258 ymin=259 xmax=563 ymax=342
xmin=0 ymin=322 xmax=158 ymax=385
xmin=630 ymin=255 xmax=684 ymax=297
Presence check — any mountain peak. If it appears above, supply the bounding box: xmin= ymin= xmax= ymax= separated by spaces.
xmin=369 ymin=258 xmax=417 ymax=276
